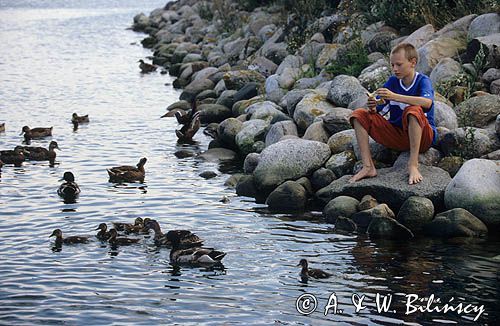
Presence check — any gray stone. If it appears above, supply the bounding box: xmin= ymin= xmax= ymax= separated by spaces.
xmin=430 ymin=58 xmax=462 ymax=85
xmin=198 ymin=104 xmax=232 ymax=124
xmin=253 ymin=138 xmax=331 ymax=194
xmin=358 ymin=195 xmax=379 ymax=211
xmin=434 ymin=101 xmax=458 ymax=130
xmin=246 ymin=101 xmax=290 ymax=124
xmin=320 ymin=108 xmax=353 ymax=135
xmin=481 ymin=149 xmax=500 ymax=160
xmin=468 ymin=13 xmax=500 ymax=40
xmin=327 ymin=129 xmax=355 ymax=154
xmin=334 ymin=217 xmax=358 ymax=233
xmin=323 ymin=196 xmax=360 ymax=224
xmin=280 ymin=89 xmax=311 ymax=117
xmin=392 ymin=148 xmax=442 ymax=169
xmin=250 ymin=56 xmax=278 ymax=77
xmin=439 ymin=127 xmax=500 ymax=158
xmin=351 ymin=203 xmax=395 ymax=229
xmin=311 ymin=168 xmax=336 ymax=191
xmin=196 ymin=89 xmax=217 ymax=101
xmin=467 ymin=33 xmax=500 ymax=70
xmin=243 ymin=152 xmax=260 ymax=174
xmin=199 ymin=171 xmax=217 ymax=179
xmin=293 ymin=75 xmax=326 ymax=90
xmin=296 ymin=177 xmax=314 ymax=197
xmin=482 ymin=68 xmax=500 ymax=83
xmin=444 ymin=159 xmax=500 ymax=228
xmin=358 ymin=59 xmax=391 ymax=90
xmin=236 ymin=174 xmax=258 ymax=198
xmin=198 ymin=147 xmax=238 ymax=162
xmin=352 ymin=137 xmax=399 ymax=165
xmin=325 ymin=150 xmax=357 ymax=178
xmin=180 ymin=78 xmax=215 ymax=102
xmin=326 ymin=75 xmax=368 ymax=108
xmin=367 ymin=215 xmax=414 ymax=240
xmin=491 ymin=79 xmax=500 ymax=95
xmin=496 ymin=114 xmax=500 ymax=137
xmin=235 ymin=119 xmax=269 ymax=155
xmin=166 ymin=100 xmax=190 ymax=112
xmin=276 ymin=55 xmax=303 ymax=75
xmin=397 ymin=196 xmax=435 ymax=234
xmin=258 ymin=24 xmax=277 ymax=42
xmin=224 ymin=173 xmax=245 ymax=188
xmin=266 ymin=181 xmax=307 ymax=211
xmin=265 ymin=120 xmax=299 ymax=147
xmin=437 ymin=156 xmax=465 ymax=178
xmin=315 ymin=44 xmax=342 ymax=69
xmin=277 ymin=68 xmax=300 ymax=90
xmin=233 ymin=82 xmax=259 ymax=102
xmin=455 ymin=95 xmax=500 ymax=128
xmin=264 ymin=74 xmax=285 ymax=104
xmin=218 ymin=118 xmax=243 ymax=149
xmin=216 ymin=90 xmax=237 ymax=109
xmin=417 ymin=37 xmax=467 ymax=76
xmin=317 ymin=165 xmax=452 ymax=212
xmin=423 ymin=208 xmax=488 ymax=238
xmin=293 ymin=91 xmax=338 ymax=131
xmin=223 ymin=70 xmax=265 ymax=90
xmin=303 ymin=122 xmax=329 ymax=143
xmin=396 ymin=24 xmax=435 ymax=49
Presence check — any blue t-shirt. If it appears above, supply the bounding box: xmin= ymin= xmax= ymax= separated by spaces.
xmin=376 ymin=72 xmax=437 ymax=144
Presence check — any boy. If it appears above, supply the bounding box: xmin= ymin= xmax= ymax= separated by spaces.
xmin=349 ymin=43 xmax=437 ymax=185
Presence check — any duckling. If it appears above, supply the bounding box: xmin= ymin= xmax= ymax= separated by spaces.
xmin=297 ymin=259 xmax=331 ymax=280
xmin=107 ymin=157 xmax=147 ymax=183
xmin=57 ymin=171 xmax=81 ymax=200
xmin=20 ymin=126 xmax=53 ymax=142
xmin=112 ymin=217 xmax=143 ymax=233
xmin=138 ymin=59 xmax=157 ymax=73
xmin=50 ymin=229 xmax=89 ymax=246
xmin=108 ymin=228 xmax=140 ymax=246
xmin=72 ymin=113 xmax=89 ymax=129
xmin=167 ymin=230 xmax=225 ymax=265
xmin=0 ymin=122 xmax=5 ymax=132
xmin=0 ymin=146 xmax=28 ymax=167
xmin=175 ymin=111 xmax=201 ymax=141
xmin=95 ymin=223 xmax=111 ymax=241
xmin=19 ymin=141 xmax=60 ymax=163
xmin=145 ymin=220 xmax=203 ymax=248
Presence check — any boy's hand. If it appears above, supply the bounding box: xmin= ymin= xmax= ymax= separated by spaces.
xmin=376 ymin=88 xmax=395 ymax=101
xmin=367 ymin=96 xmax=377 ymax=113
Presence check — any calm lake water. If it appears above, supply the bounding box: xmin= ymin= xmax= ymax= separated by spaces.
xmin=0 ymin=1 xmax=499 ymax=325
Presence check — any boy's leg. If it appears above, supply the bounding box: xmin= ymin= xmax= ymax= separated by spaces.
xmin=350 ymin=118 xmax=377 ymax=182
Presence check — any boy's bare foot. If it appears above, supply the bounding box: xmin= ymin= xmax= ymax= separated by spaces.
xmin=349 ymin=166 xmax=377 ymax=183
xmin=408 ymin=165 xmax=423 ymax=185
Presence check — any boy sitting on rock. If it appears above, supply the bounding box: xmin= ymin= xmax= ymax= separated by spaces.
xmin=349 ymin=42 xmax=437 ymax=185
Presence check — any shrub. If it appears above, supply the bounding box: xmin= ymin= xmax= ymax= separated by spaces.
xmin=324 ymin=38 xmax=370 ymax=77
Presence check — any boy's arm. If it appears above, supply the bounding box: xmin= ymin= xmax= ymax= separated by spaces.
xmin=376 ymin=89 xmax=433 ymax=110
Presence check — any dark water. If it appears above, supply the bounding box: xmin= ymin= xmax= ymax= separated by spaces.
xmin=0 ymin=1 xmax=499 ymax=325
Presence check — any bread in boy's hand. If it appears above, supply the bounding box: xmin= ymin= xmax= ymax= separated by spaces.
xmin=366 ymin=91 xmax=385 ymax=105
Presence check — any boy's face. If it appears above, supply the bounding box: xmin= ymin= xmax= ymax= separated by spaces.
xmin=390 ymin=49 xmax=416 ymax=80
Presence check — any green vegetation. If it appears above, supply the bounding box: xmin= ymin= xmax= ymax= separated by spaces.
xmin=324 ymin=38 xmax=370 ymax=77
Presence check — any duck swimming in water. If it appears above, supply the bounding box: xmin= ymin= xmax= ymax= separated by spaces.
xmin=138 ymin=59 xmax=157 ymax=73
xmin=57 ymin=171 xmax=81 ymax=200
xmin=167 ymin=230 xmax=225 ymax=265
xmin=175 ymin=98 xmax=201 ymax=141
xmin=95 ymin=223 xmax=111 ymax=241
xmin=19 ymin=141 xmax=60 ymax=164
xmin=0 ymin=146 xmax=29 ymax=167
xmin=297 ymin=259 xmax=331 ymax=280
xmin=107 ymin=157 xmax=147 ymax=183
xmin=108 ymin=228 xmax=140 ymax=246
xmin=145 ymin=220 xmax=203 ymax=248
xmin=50 ymin=229 xmax=89 ymax=246
xmin=20 ymin=126 xmax=53 ymax=142
xmin=0 ymin=123 xmax=5 ymax=132
xmin=112 ymin=217 xmax=144 ymax=234
xmin=72 ymin=113 xmax=89 ymax=129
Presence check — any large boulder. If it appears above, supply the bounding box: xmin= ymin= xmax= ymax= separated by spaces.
xmin=397 ymin=196 xmax=435 ymax=234
xmin=315 ymin=43 xmax=342 ymax=69
xmin=327 ymin=129 xmax=355 ymax=154
xmin=265 ymin=120 xmax=299 ymax=147
xmin=326 ymin=75 xmax=367 ymax=108
xmin=303 ymin=122 xmax=330 ymax=143
xmin=293 ymin=91 xmax=338 ymax=131
xmin=429 ymin=58 xmax=462 ymax=86
xmin=423 ymin=208 xmax=488 ymax=238
xmin=316 ymin=165 xmax=452 ymax=212
xmin=395 ymin=24 xmax=435 ymax=49
xmin=455 ymin=95 xmax=500 ymax=128
xmin=235 ymin=119 xmax=269 ymax=155
xmin=367 ymin=215 xmax=414 ymax=240
xmin=357 ymin=59 xmax=391 ymax=90
xmin=253 ymin=139 xmax=331 ymax=194
xmin=325 ymin=150 xmax=357 ymax=177
xmin=266 ymin=181 xmax=307 ymax=211
xmin=323 ymin=195 xmax=359 ymax=223
xmin=223 ymin=70 xmax=265 ymax=90
xmin=246 ymin=101 xmax=290 ymax=124
xmin=218 ymin=118 xmax=243 ymax=149
xmin=416 ymin=37 xmax=467 ymax=76
xmin=280 ymin=89 xmax=311 ymax=117
xmin=351 ymin=203 xmax=395 ymax=229
xmin=444 ymin=159 xmax=500 ymax=229
xmin=468 ymin=13 xmax=500 ymax=40
xmin=439 ymin=127 xmax=500 ymax=158
xmin=466 ymin=33 xmax=500 ymax=69
xmin=434 ymin=101 xmax=458 ymax=130
xmin=320 ymin=108 xmax=353 ymax=135
xmin=198 ymin=104 xmax=232 ymax=124
xmin=180 ymin=78 xmax=215 ymax=102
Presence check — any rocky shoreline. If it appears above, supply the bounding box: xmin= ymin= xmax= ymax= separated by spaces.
xmin=132 ymin=0 xmax=500 ymax=240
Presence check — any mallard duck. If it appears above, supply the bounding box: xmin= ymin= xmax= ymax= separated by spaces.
xmin=145 ymin=220 xmax=203 ymax=247
xmin=107 ymin=157 xmax=147 ymax=183
xmin=108 ymin=228 xmax=140 ymax=246
xmin=57 ymin=171 xmax=81 ymax=199
xmin=95 ymin=223 xmax=111 ymax=241
xmin=138 ymin=59 xmax=157 ymax=73
xmin=112 ymin=217 xmax=143 ymax=233
xmin=175 ymin=111 xmax=201 ymax=141
xmin=167 ymin=230 xmax=225 ymax=265
xmin=20 ymin=141 xmax=60 ymax=163
xmin=297 ymin=259 xmax=331 ymax=279
xmin=0 ymin=146 xmax=28 ymax=167
xmin=0 ymin=123 xmax=5 ymax=132
xmin=175 ymin=98 xmax=198 ymax=125
xmin=50 ymin=229 xmax=89 ymax=246
xmin=72 ymin=113 xmax=89 ymax=128
xmin=20 ymin=126 xmax=53 ymax=142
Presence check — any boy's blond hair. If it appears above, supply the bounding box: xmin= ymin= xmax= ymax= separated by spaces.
xmin=391 ymin=43 xmax=418 ymax=63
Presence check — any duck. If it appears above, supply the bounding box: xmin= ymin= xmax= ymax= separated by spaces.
xmin=107 ymin=157 xmax=147 ymax=183
xmin=0 ymin=122 xmax=5 ymax=132
xmin=19 ymin=141 xmax=60 ymax=163
xmin=167 ymin=230 xmax=225 ymax=265
xmin=20 ymin=126 xmax=53 ymax=142
xmin=297 ymin=259 xmax=331 ymax=280
xmin=108 ymin=228 xmax=140 ymax=246
xmin=175 ymin=111 xmax=201 ymax=141
xmin=0 ymin=158 xmax=3 ymax=171
xmin=72 ymin=113 xmax=89 ymax=129
xmin=0 ymin=146 xmax=29 ymax=167
xmin=50 ymin=229 xmax=89 ymax=246
xmin=175 ymin=98 xmax=198 ymax=125
xmin=95 ymin=223 xmax=111 ymax=241
xmin=138 ymin=59 xmax=157 ymax=73
xmin=112 ymin=217 xmax=144 ymax=233
xmin=145 ymin=220 xmax=203 ymax=248
xmin=57 ymin=171 xmax=81 ymax=199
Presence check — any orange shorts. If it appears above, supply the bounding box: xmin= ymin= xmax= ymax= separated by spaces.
xmin=349 ymin=106 xmax=434 ymax=152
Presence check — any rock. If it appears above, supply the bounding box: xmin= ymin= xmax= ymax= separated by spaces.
xmin=491 ymin=79 xmax=500 ymax=95
xmin=198 ymin=147 xmax=238 ymax=162
xmin=224 ymin=173 xmax=245 ymax=188
xmin=319 ymin=108 xmax=353 ymax=135
xmin=497 ymin=114 xmax=500 ymax=137
xmin=430 ymin=58 xmax=462 ymax=86
xmin=218 ymin=118 xmax=243 ymax=149
xmin=416 ymin=37 xmax=467 ymax=76
xmin=367 ymin=216 xmax=414 ymax=240
xmin=481 ymin=149 xmax=500 ymax=160
xmin=323 ymin=196 xmax=360 ymax=223
xmin=182 ymin=53 xmax=203 ymax=63
xmin=303 ymin=122 xmax=329 ymax=143
xmin=423 ymin=208 xmax=488 ymax=238
xmin=179 ymin=78 xmax=215 ymax=102
xmin=232 ymin=96 xmax=265 ymax=117
xmin=264 ymin=74 xmax=286 ymax=103
xmin=432 ymin=14 xmax=476 ymax=40
xmin=246 ymin=101 xmax=290 ymax=124
xmin=214 ymin=79 xmax=227 ymax=97
xmin=396 ymin=24 xmax=435 ymax=49
xmin=166 ymin=100 xmax=190 ymax=112
xmin=439 ymin=127 xmax=500 ymax=158
xmin=352 ymin=137 xmax=399 ymax=165
xmin=235 ymin=119 xmax=269 ymax=155
xmin=434 ymin=101 xmax=458 ymax=130
xmin=334 ymin=216 xmax=358 ymax=233
xmin=327 ymin=129 xmax=355 ymax=154
xmin=262 ymin=42 xmax=289 ymax=65
xmin=397 ymin=196 xmax=435 ymax=234
xmin=233 ymin=82 xmax=260 ymax=102
xmin=325 ymin=150 xmax=357 ymax=178
xmin=196 ymin=89 xmax=217 ymax=102
xmin=358 ymin=195 xmax=378 ymax=211
xmin=351 ymin=204 xmax=395 ymax=229
xmin=253 ymin=138 xmax=331 ymax=194
xmin=455 ymin=95 xmax=500 ymax=128
xmin=216 ymin=90 xmax=237 ymax=108
xmin=294 ymin=75 xmax=327 ymax=90
xmin=311 ymin=168 xmax=336 ymax=191
xmin=266 ymin=181 xmax=307 ymax=211
xmin=482 ymin=68 xmax=500 ymax=83
xmin=326 ymin=75 xmax=367 ymax=108
xmin=293 ymin=91 xmax=338 ymax=131
xmin=444 ymin=159 xmax=500 ymax=229
xmin=258 ymin=24 xmax=277 ymax=42
xmin=243 ymin=152 xmax=260 ymax=174
xmin=223 ymin=70 xmax=265 ymax=90
xmin=468 ymin=13 xmax=500 ymax=40
xmin=392 ymin=148 xmax=442 ymax=169
xmin=358 ymin=59 xmax=391 ymax=90
xmin=198 ymin=104 xmax=232 ymax=124
xmin=236 ymin=175 xmax=258 ymax=198
xmin=367 ymin=30 xmax=399 ymax=53
xmin=132 ymin=13 xmax=150 ymax=31
xmin=276 ymin=55 xmax=303 ymax=75
xmin=193 ymin=67 xmax=219 ymax=81
xmin=250 ymin=56 xmax=278 ymax=77
xmin=296 ymin=177 xmax=314 ymax=197
xmin=316 ymin=165 xmax=452 ymax=212
xmin=174 ymin=150 xmax=194 ymax=158
xmin=199 ymin=171 xmax=217 ymax=179
xmin=437 ymin=156 xmax=465 ymax=177
xmin=315 ymin=44 xmax=342 ymax=69
xmin=281 ymin=89 xmax=311 ymax=117
xmin=265 ymin=120 xmax=299 ymax=147
xmin=299 ymin=42 xmax=325 ymax=66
